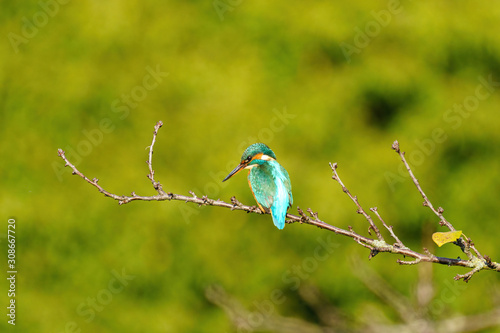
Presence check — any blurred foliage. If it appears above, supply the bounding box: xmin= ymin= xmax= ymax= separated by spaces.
xmin=1 ymin=1 xmax=500 ymax=332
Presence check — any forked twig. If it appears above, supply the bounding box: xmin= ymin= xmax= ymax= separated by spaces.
xmin=146 ymin=121 xmax=165 ymax=194
xmin=330 ymin=162 xmax=384 ymax=241
xmin=391 ymin=140 xmax=494 ymax=281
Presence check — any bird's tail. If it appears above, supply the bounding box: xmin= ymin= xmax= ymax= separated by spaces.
xmin=271 ymin=196 xmax=290 ymax=230
xmin=270 ymin=178 xmax=291 ymax=230
xmin=271 ymin=208 xmax=285 ymax=229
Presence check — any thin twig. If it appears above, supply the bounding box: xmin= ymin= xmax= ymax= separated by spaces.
xmin=57 ymin=149 xmax=140 ymax=204
xmin=146 ymin=120 xmax=165 ymax=195
xmin=391 ymin=140 xmax=455 ymax=231
xmin=391 ymin=140 xmax=492 ymax=281
xmin=370 ymin=207 xmax=405 ymax=249
xmin=330 ymin=162 xmax=384 ymax=242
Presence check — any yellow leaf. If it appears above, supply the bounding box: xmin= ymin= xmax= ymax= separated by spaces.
xmin=432 ymin=230 xmax=463 ymax=247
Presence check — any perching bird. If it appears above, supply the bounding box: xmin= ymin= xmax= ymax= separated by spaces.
xmin=222 ymin=143 xmax=293 ymax=229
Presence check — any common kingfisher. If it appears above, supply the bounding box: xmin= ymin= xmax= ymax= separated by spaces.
xmin=223 ymin=143 xmax=293 ymax=229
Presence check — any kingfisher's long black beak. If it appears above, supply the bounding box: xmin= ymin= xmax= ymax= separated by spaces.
xmin=222 ymin=163 xmax=246 ymax=182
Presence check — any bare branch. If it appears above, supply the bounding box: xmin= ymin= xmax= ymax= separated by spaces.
xmin=391 ymin=140 xmax=498 ymax=281
xmin=370 ymin=207 xmax=405 ymax=249
xmin=330 ymin=162 xmax=384 ymax=242
xmin=205 ymin=284 xmax=330 ymax=333
xmin=56 ymin=123 xmax=500 ymax=282
xmin=392 ymin=140 xmax=455 ymax=231
xmin=146 ymin=120 xmax=165 ymax=195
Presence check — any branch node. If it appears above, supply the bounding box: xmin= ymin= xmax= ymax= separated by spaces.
xmin=297 ymin=207 xmax=310 ymax=223
xmin=230 ymin=196 xmax=243 ymax=210
xmin=306 ymin=208 xmax=318 ymax=219
xmin=423 ymin=247 xmax=435 ymax=258
xmin=354 ymin=237 xmax=373 ymax=250
xmin=391 ymin=140 xmax=400 ymax=152
xmin=369 ymin=249 xmax=379 ymax=260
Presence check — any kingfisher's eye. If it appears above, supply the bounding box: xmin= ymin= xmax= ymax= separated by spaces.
xmin=245 ymin=157 xmax=252 ymax=163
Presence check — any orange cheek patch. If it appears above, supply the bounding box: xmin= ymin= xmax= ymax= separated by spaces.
xmin=251 ymin=153 xmax=264 ymax=161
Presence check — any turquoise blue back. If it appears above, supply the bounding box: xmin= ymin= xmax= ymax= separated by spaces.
xmin=248 ymin=160 xmax=293 ymax=229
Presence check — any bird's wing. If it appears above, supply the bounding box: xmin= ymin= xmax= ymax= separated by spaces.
xmin=269 ymin=162 xmax=292 ymax=229
xmin=248 ymin=167 xmax=276 ymax=210
xmin=280 ymin=164 xmax=293 ymax=207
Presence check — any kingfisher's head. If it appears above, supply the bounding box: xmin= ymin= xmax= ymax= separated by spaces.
xmin=222 ymin=143 xmax=277 ymax=182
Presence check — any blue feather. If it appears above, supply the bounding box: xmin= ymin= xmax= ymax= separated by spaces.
xmin=268 ymin=160 xmax=292 ymax=229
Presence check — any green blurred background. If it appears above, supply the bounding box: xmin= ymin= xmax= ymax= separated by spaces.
xmin=2 ymin=1 xmax=500 ymax=332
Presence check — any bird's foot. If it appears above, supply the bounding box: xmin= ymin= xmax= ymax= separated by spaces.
xmin=248 ymin=205 xmax=266 ymax=214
